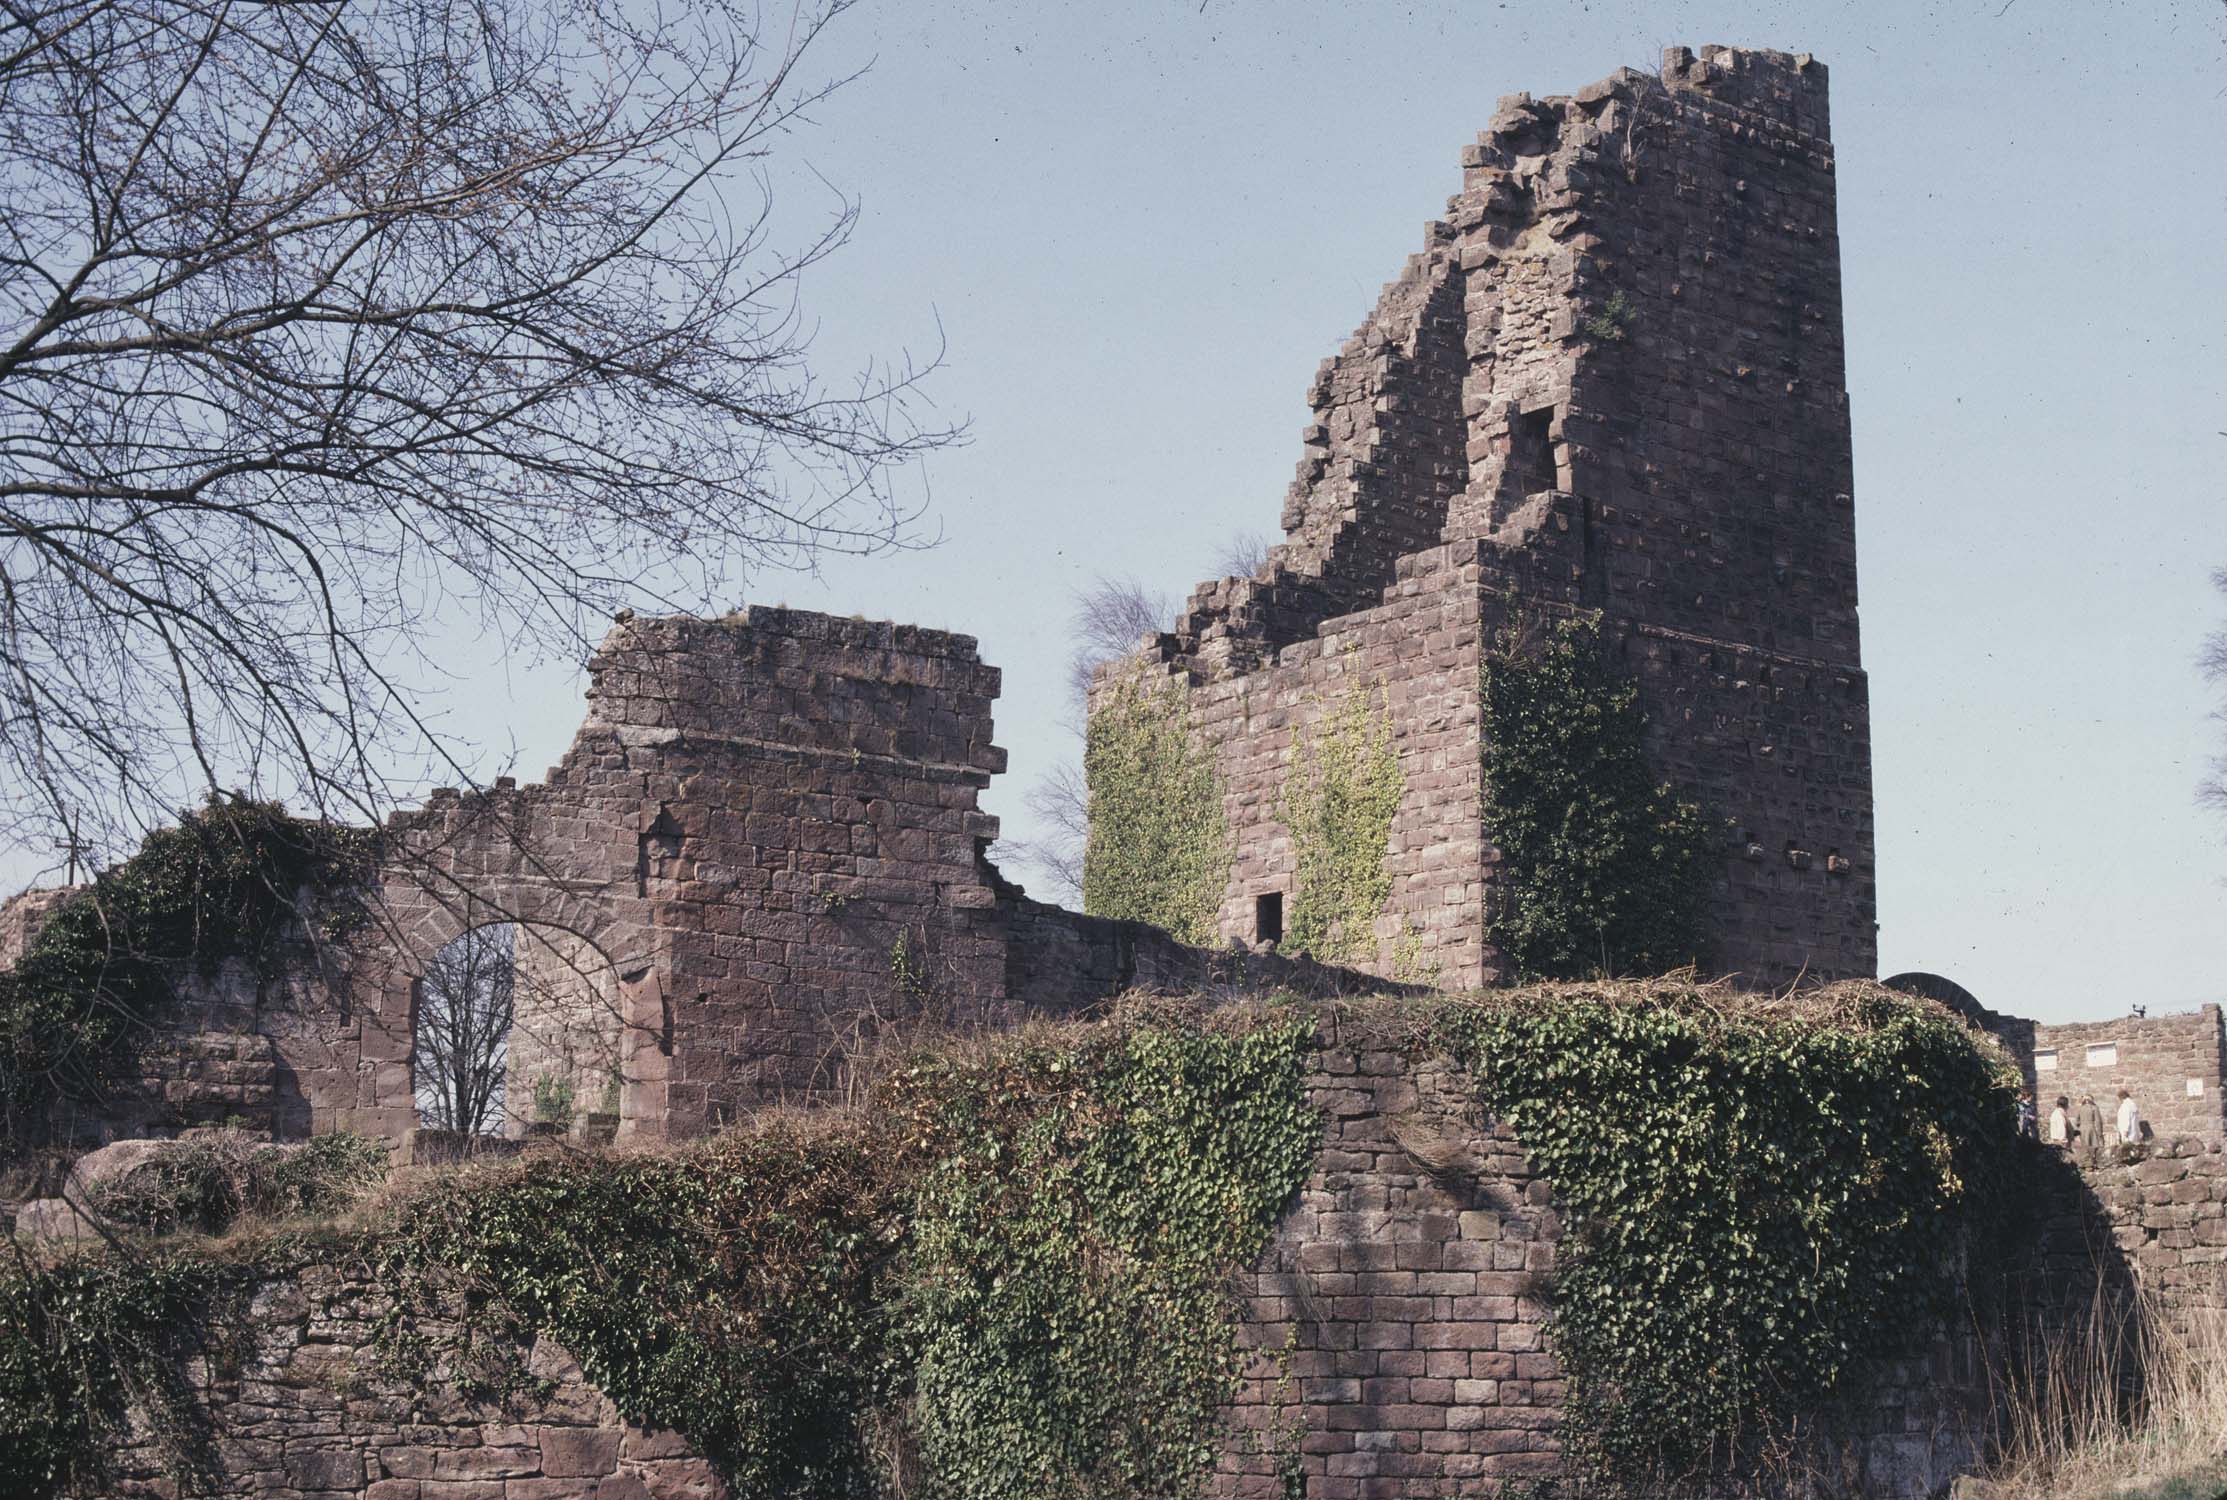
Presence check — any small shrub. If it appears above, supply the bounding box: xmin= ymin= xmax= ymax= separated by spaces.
xmin=257 ymin=1133 xmax=390 ymax=1219
xmin=1583 ymin=288 xmax=1635 ymax=342
xmin=530 ymin=1074 xmax=576 ymax=1132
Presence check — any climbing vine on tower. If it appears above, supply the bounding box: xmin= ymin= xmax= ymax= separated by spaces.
xmin=1479 ymin=608 xmax=1715 ymax=979
xmin=1081 ymin=680 xmax=1230 ymax=946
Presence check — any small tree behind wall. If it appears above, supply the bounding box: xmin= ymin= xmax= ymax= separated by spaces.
xmin=414 ymin=925 xmax=515 ymax=1136
xmin=1480 ymin=610 xmax=1716 ymax=980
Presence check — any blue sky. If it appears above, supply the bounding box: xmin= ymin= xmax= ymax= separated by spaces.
xmin=33 ymin=1 xmax=2227 ymax=1024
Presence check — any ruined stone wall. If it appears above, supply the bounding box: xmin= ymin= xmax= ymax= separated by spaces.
xmin=1105 ymin=46 xmax=1875 ymax=989
xmin=73 ymin=1043 xmax=1991 ymax=1500
xmin=0 ymin=885 xmax=73 ymax=968
xmin=2028 ymin=1007 xmax=2226 ymax=1143
xmin=71 ymin=1259 xmax=723 ymax=1500
xmin=0 ymin=605 xmax=1351 ymax=1153
xmin=1144 ymin=558 xmax=1494 ymax=988
xmin=2050 ymin=1137 xmax=2227 ymax=1316
xmin=1218 ymin=1042 xmax=1987 ymax=1500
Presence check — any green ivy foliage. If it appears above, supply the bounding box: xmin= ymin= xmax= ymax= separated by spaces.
xmin=884 ymin=1017 xmax=1318 ymax=1497
xmin=1278 ymin=690 xmax=1403 ymax=966
xmin=1479 ymin=610 xmax=1715 ymax=980
xmin=0 ymin=798 xmax=377 ymax=1146
xmin=1435 ymin=983 xmax=2018 ymax=1486
xmin=89 ymin=1131 xmax=390 ymax=1235
xmin=380 ymin=1128 xmax=895 ymax=1498
xmin=1081 ymin=681 xmax=1230 ymax=945
xmin=372 ymin=1014 xmax=1319 ymax=1500
xmin=0 ymin=1251 xmax=236 ymax=1494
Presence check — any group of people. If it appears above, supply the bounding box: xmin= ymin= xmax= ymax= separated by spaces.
xmin=2015 ymin=1086 xmax=2142 ymax=1160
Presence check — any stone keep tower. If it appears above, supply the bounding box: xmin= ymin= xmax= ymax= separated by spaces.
xmin=1095 ymin=46 xmax=1875 ymax=989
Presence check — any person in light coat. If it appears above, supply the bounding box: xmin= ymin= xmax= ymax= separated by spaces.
xmin=2117 ymin=1089 xmax=2141 ymax=1145
xmin=2049 ymin=1096 xmax=2070 ymax=1147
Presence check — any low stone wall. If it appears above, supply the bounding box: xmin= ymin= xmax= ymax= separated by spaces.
xmin=67 ymin=1044 xmax=2013 ymax=1500
xmin=74 ymin=1260 xmax=721 ymax=1500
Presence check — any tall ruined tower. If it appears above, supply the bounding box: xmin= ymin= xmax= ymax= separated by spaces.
xmin=1095 ymin=46 xmax=1874 ymax=988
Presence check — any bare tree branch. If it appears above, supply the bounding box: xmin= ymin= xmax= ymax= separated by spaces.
xmin=0 ymin=0 xmax=960 ymax=869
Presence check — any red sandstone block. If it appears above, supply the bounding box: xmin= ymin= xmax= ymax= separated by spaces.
xmin=537 ymin=1429 xmax=621 ymax=1478
xmin=1414 ymin=1321 xmax=1497 ymax=1351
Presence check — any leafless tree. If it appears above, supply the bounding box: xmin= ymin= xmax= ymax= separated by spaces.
xmin=1062 ymin=575 xmax=1172 ymax=707
xmin=0 ymin=0 xmax=956 ymax=871
xmin=412 ymin=922 xmax=513 ymax=1134
xmin=2202 ymin=567 xmax=2227 ymax=818
xmin=1216 ymin=530 xmax=1272 ymax=581
xmin=1000 ymin=575 xmax=1170 ymax=903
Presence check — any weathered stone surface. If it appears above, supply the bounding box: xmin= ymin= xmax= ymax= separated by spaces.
xmin=1094 ymin=44 xmax=1873 ymax=992
xmin=13 ymin=1195 xmax=99 ymax=1246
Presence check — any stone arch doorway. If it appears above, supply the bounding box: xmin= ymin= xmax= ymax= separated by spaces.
xmin=358 ymin=824 xmax=667 ymax=1148
xmin=410 ymin=920 xmax=626 ymax=1142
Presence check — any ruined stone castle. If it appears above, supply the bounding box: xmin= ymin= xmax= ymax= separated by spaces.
xmin=1 ymin=43 xmax=2215 ymax=1160
xmin=1097 ymin=41 xmax=1869 ymax=991
xmin=10 ymin=44 xmax=2227 ymax=1500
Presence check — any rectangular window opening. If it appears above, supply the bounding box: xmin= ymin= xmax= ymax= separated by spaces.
xmin=1512 ymin=407 xmax=1558 ymax=495
xmin=1255 ymin=892 xmax=1284 ymax=947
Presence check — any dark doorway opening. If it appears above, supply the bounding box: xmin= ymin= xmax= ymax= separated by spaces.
xmin=1255 ymin=892 xmax=1284 ymax=947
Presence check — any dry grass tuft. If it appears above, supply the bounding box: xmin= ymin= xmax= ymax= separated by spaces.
xmin=1983 ymin=1284 xmax=2227 ymax=1500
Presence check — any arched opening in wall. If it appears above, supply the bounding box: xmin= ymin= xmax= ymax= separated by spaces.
xmin=411 ymin=922 xmax=622 ymax=1143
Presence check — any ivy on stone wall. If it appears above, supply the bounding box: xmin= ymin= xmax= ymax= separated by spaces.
xmin=1278 ymin=688 xmax=1403 ymax=966
xmin=381 ymin=1127 xmax=894 ymax=1496
xmin=0 ymin=799 xmax=377 ymax=1148
xmin=4 ymin=989 xmax=2024 ymax=1500
xmin=378 ymin=1011 xmax=1318 ymax=1500
xmin=1479 ymin=609 xmax=1715 ymax=980
xmin=0 ymin=1251 xmax=239 ymax=1494
xmin=1081 ymin=681 xmax=1230 ymax=946
xmin=1433 ymin=982 xmax=2018 ymax=1487
xmin=886 ymin=1017 xmax=1317 ymax=1496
